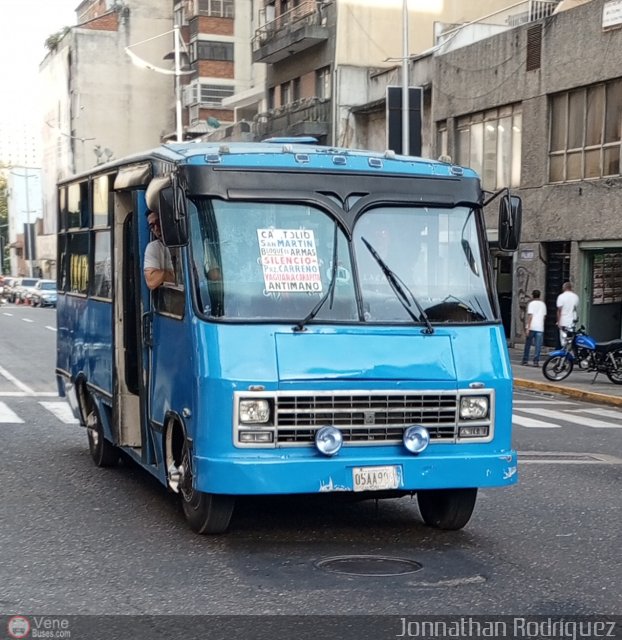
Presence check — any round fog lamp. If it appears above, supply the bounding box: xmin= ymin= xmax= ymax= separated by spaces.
xmin=403 ymin=425 xmax=430 ymax=454
xmin=315 ymin=426 xmax=343 ymax=456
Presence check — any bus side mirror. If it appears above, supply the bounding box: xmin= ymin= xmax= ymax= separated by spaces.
xmin=159 ymin=186 xmax=188 ymax=247
xmin=498 ymin=194 xmax=522 ymax=252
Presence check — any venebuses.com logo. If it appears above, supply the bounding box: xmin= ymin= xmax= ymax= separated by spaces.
xmin=7 ymin=616 xmax=30 ymax=639
xmin=6 ymin=615 xmax=71 ymax=639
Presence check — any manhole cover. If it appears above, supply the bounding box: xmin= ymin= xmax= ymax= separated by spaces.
xmin=316 ymin=555 xmax=422 ymax=577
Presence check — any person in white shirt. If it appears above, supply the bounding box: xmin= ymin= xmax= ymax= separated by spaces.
xmin=144 ymin=211 xmax=175 ymax=290
xmin=556 ymin=281 xmax=579 ymax=346
xmin=522 ymin=289 xmax=547 ymax=366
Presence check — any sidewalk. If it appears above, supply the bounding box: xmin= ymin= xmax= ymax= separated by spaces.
xmin=508 ymin=346 xmax=622 ymax=407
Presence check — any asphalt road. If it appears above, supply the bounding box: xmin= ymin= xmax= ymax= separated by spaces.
xmin=0 ymin=303 xmax=620 ymax=621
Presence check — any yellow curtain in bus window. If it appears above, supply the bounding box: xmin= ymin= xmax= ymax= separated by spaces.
xmin=257 ymin=228 xmax=323 ymax=294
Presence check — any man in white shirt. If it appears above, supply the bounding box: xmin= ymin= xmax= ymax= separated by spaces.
xmin=522 ymin=289 xmax=547 ymax=366
xmin=144 ymin=211 xmax=175 ymax=290
xmin=556 ymin=281 xmax=579 ymax=346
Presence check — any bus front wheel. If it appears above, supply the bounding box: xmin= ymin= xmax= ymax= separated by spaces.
xmin=178 ymin=438 xmax=234 ymax=534
xmin=417 ymin=488 xmax=477 ymax=530
xmin=182 ymin=490 xmax=235 ymax=534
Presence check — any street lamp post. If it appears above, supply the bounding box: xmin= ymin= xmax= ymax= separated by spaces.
xmin=10 ymin=168 xmax=39 ymax=278
xmin=125 ymin=27 xmax=192 ymax=143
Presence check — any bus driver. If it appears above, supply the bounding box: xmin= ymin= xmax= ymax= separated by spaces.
xmin=144 ymin=211 xmax=175 ymax=290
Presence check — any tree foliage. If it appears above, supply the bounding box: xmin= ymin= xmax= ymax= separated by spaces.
xmin=45 ymin=27 xmax=71 ymax=52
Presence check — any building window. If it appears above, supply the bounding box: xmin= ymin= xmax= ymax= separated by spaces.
xmin=281 ymin=81 xmax=291 ymax=105
xmin=192 ymin=40 xmax=234 ymax=62
xmin=316 ymin=67 xmax=331 ymax=99
xmin=456 ymin=104 xmax=522 ymax=191
xmin=186 ymin=82 xmax=235 ymax=107
xmin=549 ymin=79 xmax=622 ymax=182
xmin=197 ymin=0 xmax=234 ymax=18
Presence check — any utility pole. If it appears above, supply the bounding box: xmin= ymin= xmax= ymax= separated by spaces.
xmin=402 ymin=0 xmax=410 ymax=156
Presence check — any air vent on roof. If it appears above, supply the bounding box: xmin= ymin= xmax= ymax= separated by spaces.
xmin=526 ymin=24 xmax=542 ymax=71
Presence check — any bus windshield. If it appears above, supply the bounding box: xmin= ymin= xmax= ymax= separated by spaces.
xmin=188 ymin=198 xmax=494 ymax=324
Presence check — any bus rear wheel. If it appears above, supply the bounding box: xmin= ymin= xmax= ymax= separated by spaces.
xmin=417 ymin=488 xmax=477 ymax=530
xmin=86 ymin=404 xmax=119 ymax=468
xmin=178 ymin=438 xmax=234 ymax=534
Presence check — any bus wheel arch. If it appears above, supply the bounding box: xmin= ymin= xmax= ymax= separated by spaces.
xmin=164 ymin=415 xmax=234 ymax=534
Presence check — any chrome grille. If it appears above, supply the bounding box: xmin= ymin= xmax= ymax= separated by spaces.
xmin=276 ymin=393 xmax=458 ymax=443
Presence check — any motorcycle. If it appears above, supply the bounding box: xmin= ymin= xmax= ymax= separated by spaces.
xmin=542 ymin=324 xmax=622 ymax=384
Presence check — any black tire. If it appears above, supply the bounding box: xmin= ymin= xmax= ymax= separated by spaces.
xmin=542 ymin=354 xmax=573 ymax=381
xmin=182 ymin=490 xmax=235 ymax=534
xmin=605 ymin=349 xmax=622 ymax=384
xmin=178 ymin=438 xmax=234 ymax=534
xmin=417 ymin=488 xmax=477 ymax=530
xmin=86 ymin=403 xmax=119 ymax=467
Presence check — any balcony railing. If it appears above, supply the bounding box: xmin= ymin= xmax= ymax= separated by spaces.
xmin=436 ymin=1 xmax=559 ymax=49
xmin=252 ymin=0 xmax=326 ymax=52
xmin=253 ymin=97 xmax=331 ymax=139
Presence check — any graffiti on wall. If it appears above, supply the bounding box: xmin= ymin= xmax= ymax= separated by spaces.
xmin=516 ymin=264 xmax=536 ymax=336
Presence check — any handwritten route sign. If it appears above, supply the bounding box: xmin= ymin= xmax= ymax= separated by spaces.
xmin=257 ymin=228 xmax=323 ymax=293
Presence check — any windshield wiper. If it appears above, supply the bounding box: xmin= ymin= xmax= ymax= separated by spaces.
xmin=361 ymin=237 xmax=434 ymax=334
xmin=293 ymin=224 xmax=339 ymax=332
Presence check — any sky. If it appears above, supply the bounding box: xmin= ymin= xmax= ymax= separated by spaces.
xmin=0 ymin=0 xmax=78 ymax=121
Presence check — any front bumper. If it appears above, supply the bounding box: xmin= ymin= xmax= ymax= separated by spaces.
xmin=194 ymin=449 xmax=518 ymax=495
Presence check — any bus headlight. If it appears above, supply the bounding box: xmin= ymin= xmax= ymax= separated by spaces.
xmin=403 ymin=425 xmax=430 ymax=454
xmin=459 ymin=396 xmax=489 ymax=420
xmin=239 ymin=399 xmax=271 ymax=424
xmin=315 ymin=426 xmax=343 ymax=456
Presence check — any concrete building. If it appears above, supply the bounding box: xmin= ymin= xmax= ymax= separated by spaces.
xmin=39 ymin=0 xmax=175 ymax=236
xmin=429 ymin=0 xmax=622 ymax=345
xmin=248 ymin=0 xmax=547 ymax=146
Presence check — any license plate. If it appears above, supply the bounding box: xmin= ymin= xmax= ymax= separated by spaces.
xmin=352 ymin=465 xmax=400 ymax=492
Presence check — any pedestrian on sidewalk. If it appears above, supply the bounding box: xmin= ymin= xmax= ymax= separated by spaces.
xmin=522 ymin=289 xmax=547 ymax=366
xmin=556 ymin=281 xmax=579 ymax=346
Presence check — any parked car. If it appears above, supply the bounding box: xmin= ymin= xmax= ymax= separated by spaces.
xmin=2 ymin=277 xmax=18 ymax=302
xmin=13 ymin=278 xmax=40 ymax=304
xmin=29 ymin=280 xmax=57 ymax=307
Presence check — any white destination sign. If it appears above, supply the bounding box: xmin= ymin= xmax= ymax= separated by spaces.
xmin=257 ymin=228 xmax=323 ymax=293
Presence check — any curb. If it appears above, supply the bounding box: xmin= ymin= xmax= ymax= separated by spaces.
xmin=514 ymin=377 xmax=622 ymax=408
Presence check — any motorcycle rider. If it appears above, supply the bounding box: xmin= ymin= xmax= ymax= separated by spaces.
xmin=556 ymin=281 xmax=579 ymax=346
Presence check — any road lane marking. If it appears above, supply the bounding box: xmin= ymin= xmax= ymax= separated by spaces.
xmin=45 ymin=326 xmax=57 ymax=332
xmin=39 ymin=401 xmax=79 ymax=424
xmin=0 ymin=364 xmax=35 ymax=395
xmin=3 ymin=312 xmax=13 ymax=316
xmin=512 ymin=414 xmax=560 ymax=428
xmin=0 ymin=392 xmax=58 ymax=398
xmin=520 ymin=407 xmax=621 ymax=429
xmin=513 ymin=399 xmax=576 ymax=405
xmin=572 ymin=407 xmax=622 ymax=420
xmin=22 ymin=318 xmax=34 ymax=323
xmin=0 ymin=402 xmax=24 ymax=423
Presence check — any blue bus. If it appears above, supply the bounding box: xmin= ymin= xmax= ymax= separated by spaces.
xmin=56 ymin=140 xmax=521 ymax=534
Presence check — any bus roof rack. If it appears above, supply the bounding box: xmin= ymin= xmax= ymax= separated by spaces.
xmin=262 ymin=136 xmax=318 ymax=145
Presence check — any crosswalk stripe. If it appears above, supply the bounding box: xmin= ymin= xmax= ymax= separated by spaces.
xmin=513 ymin=399 xmax=576 ymax=405
xmin=39 ymin=402 xmax=80 ymax=424
xmin=573 ymin=407 xmax=622 ymax=420
xmin=513 ymin=414 xmax=561 ymax=428
xmin=519 ymin=407 xmax=622 ymax=429
xmin=0 ymin=401 xmax=25 ymax=423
